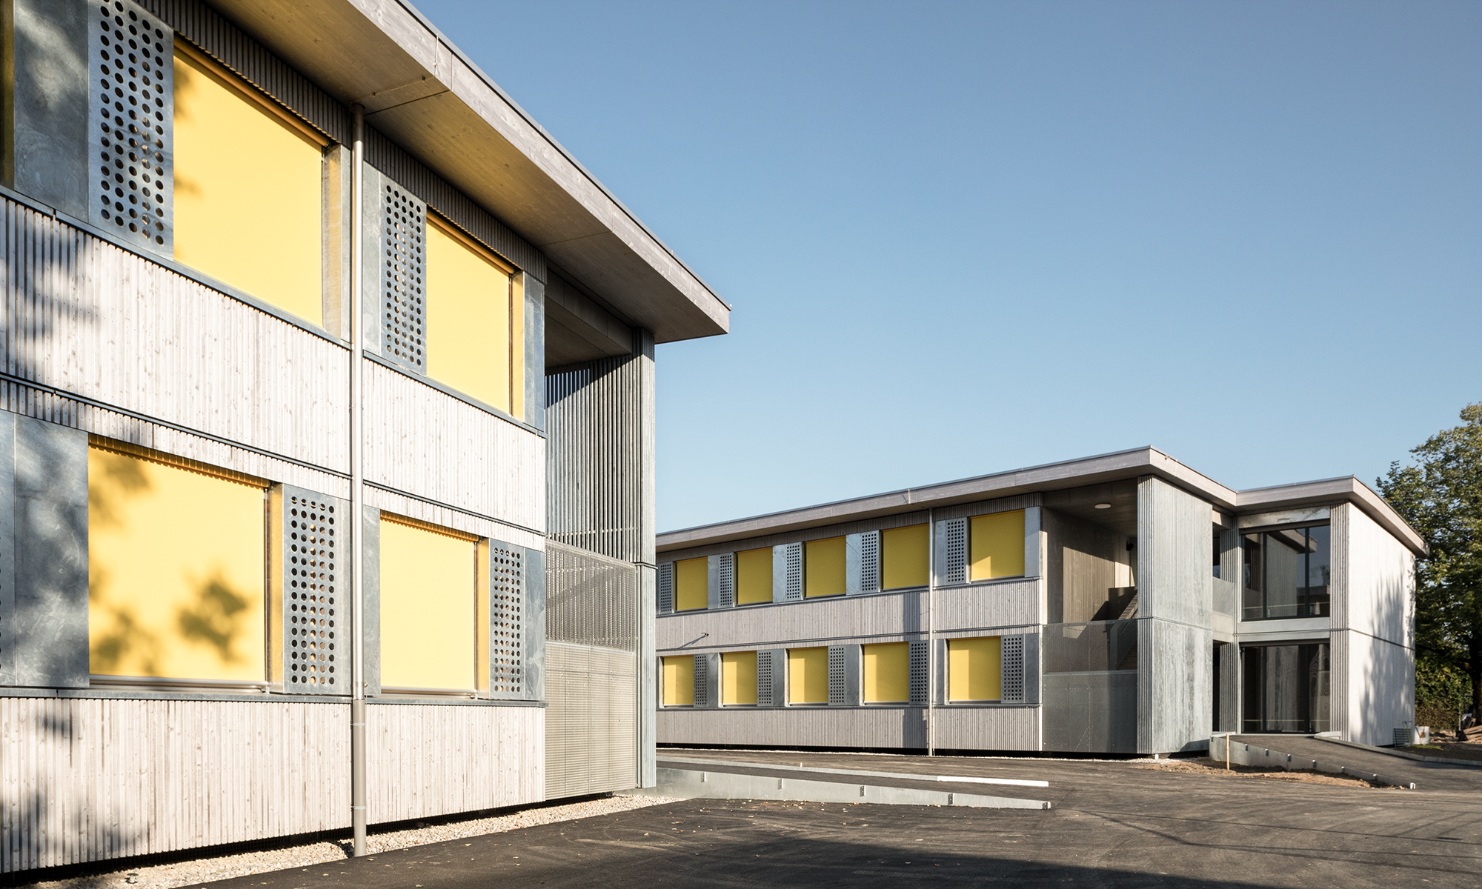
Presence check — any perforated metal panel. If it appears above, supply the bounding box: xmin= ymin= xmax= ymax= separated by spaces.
xmin=756 ymin=650 xmax=774 ymax=707
xmin=656 ymin=562 xmax=674 ymax=615
xmin=908 ymin=640 xmax=929 ymax=704
xmin=380 ymin=181 xmax=426 ymax=372
xmin=90 ymin=0 xmax=173 ymax=251
xmin=1001 ymin=635 xmax=1025 ymax=704
xmin=784 ymin=543 xmax=803 ymax=601
xmin=693 ymin=654 xmax=710 ymax=708
xmin=714 ymin=553 xmax=735 ymax=609
xmin=828 ymin=646 xmax=849 ymax=706
xmin=546 ymin=543 xmax=638 ymax=651
xmin=944 ymin=518 xmax=968 ymax=584
xmin=488 ymin=541 xmax=525 ymax=699
xmin=859 ymin=531 xmax=880 ymax=594
xmin=279 ymin=487 xmax=344 ymax=694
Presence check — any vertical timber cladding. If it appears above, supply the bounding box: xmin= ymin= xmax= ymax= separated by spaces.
xmin=544 ymin=542 xmax=639 ymax=799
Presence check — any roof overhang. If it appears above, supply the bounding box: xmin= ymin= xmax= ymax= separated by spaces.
xmin=657 ymin=447 xmax=1427 ymax=557
xmin=205 ymin=0 xmax=729 ymax=344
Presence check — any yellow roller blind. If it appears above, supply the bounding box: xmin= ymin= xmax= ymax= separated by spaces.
xmin=948 ymin=636 xmax=1003 ymax=702
xmin=805 ymin=536 xmax=846 ymax=598
xmin=970 ymin=510 xmax=1026 ymax=581
xmin=172 ymin=43 xmax=324 ymax=324
xmin=735 ymin=547 xmax=773 ymax=605
xmin=862 ymin=642 xmax=909 ymax=704
xmin=721 ymin=651 xmax=758 ymax=705
xmin=87 ymin=445 xmax=266 ymax=682
xmin=662 ymin=655 xmax=695 ymax=707
xmin=425 ymin=216 xmax=518 ymax=414
xmin=787 ymin=646 xmax=828 ymax=704
xmin=378 ymin=517 xmax=478 ymax=691
xmin=674 ymin=557 xmax=708 ymax=611
xmin=882 ymin=524 xmax=929 ymax=590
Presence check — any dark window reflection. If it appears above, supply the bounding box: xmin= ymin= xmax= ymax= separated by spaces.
xmin=1241 ymin=642 xmax=1330 ymax=733
xmin=1241 ymin=524 xmax=1330 ymax=620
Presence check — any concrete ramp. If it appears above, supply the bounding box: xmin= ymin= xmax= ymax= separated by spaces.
xmin=1216 ymin=735 xmax=1419 ymax=788
xmin=637 ymin=758 xmax=1051 ymax=810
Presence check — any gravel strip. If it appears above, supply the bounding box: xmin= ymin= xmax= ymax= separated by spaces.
xmin=18 ymin=795 xmax=680 ymax=889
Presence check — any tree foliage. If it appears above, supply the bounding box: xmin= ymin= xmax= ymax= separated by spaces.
xmin=1378 ymin=402 xmax=1482 ymax=718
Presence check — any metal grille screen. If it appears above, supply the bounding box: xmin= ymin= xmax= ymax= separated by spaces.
xmin=1002 ymin=635 xmax=1025 ymax=703
xmin=488 ymin=541 xmax=525 ymax=698
xmin=91 ymin=0 xmax=173 ymax=249
xmin=859 ymin=531 xmax=880 ymax=594
xmin=944 ymin=518 xmax=968 ymax=584
xmin=656 ymin=562 xmax=674 ymax=614
xmin=281 ymin=487 xmax=343 ymax=693
xmin=546 ymin=542 xmax=637 ymax=651
xmin=693 ymin=654 xmax=710 ymax=708
xmin=380 ymin=181 xmax=427 ymax=371
xmin=784 ymin=543 xmax=804 ymax=601
xmin=756 ymin=650 xmax=774 ymax=707
xmin=715 ymin=553 xmax=735 ymax=608
xmin=908 ymin=640 xmax=929 ymax=704
xmin=827 ymin=646 xmax=848 ymax=706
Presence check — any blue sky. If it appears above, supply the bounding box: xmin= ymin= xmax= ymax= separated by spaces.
xmin=415 ymin=0 xmax=1482 ymax=531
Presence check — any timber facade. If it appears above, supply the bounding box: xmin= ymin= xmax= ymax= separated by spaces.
xmin=656 ymin=449 xmax=1422 ymax=756
xmin=0 ymin=0 xmax=727 ymax=873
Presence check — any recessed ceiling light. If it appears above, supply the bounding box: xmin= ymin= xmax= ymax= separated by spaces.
xmin=1094 ymin=502 xmax=1112 ymax=509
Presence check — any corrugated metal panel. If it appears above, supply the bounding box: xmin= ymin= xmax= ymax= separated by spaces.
xmin=363 ymin=360 xmax=544 ymax=533
xmin=545 ymin=354 xmax=647 ymax=563
xmin=0 ymin=697 xmax=349 ymax=874
xmin=140 ymin=0 xmax=352 ymax=144
xmin=0 ymin=197 xmax=351 ymax=473
xmin=364 ymin=702 xmax=543 ymax=823
xmin=544 ymin=642 xmax=637 ymax=799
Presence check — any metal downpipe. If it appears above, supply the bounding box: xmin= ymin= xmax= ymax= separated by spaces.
xmin=349 ymin=103 xmax=368 ymax=857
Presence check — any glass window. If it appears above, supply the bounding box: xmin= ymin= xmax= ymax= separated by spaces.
xmin=673 ymin=557 xmax=708 ymax=612
xmin=379 ymin=516 xmax=479 ymax=691
xmin=1242 ymin=524 xmax=1330 ymax=620
xmin=947 ymin=636 xmax=1003 ymax=702
xmin=721 ymin=651 xmax=757 ymax=705
xmin=881 ymin=524 xmax=929 ymax=590
xmin=1241 ymin=642 xmax=1330 ymax=733
xmin=969 ymin=510 xmax=1025 ymax=581
xmin=173 ymin=41 xmax=325 ymax=324
xmin=734 ymin=547 xmax=773 ymax=605
xmin=425 ymin=216 xmax=524 ymax=415
xmin=862 ymin=642 xmax=909 ymax=703
xmin=787 ymin=646 xmax=829 ymax=704
xmin=87 ymin=443 xmax=267 ymax=682
xmin=804 ymin=537 xmax=846 ymax=598
xmin=661 ymin=655 xmax=695 ymax=707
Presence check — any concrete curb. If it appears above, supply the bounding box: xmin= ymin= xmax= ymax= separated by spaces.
xmin=1315 ymin=736 xmax=1482 ymax=769
xmin=638 ymin=766 xmax=1052 ymax=810
xmin=1210 ymin=735 xmax=1415 ymax=789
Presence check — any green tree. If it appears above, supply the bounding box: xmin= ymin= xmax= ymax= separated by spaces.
xmin=1378 ymin=403 xmax=1482 ymax=721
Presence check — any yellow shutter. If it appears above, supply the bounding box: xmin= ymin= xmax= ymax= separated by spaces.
xmin=948 ymin=636 xmax=1003 ymax=702
xmin=378 ymin=516 xmax=478 ymax=691
xmin=721 ymin=651 xmax=758 ymax=705
xmin=425 ymin=216 xmax=518 ymax=414
xmin=735 ymin=547 xmax=773 ymax=605
xmin=804 ymin=536 xmax=846 ymax=598
xmin=87 ymin=445 xmax=266 ymax=682
xmin=172 ymin=43 xmax=324 ymax=324
xmin=787 ymin=646 xmax=829 ymax=704
xmin=674 ymin=557 xmax=708 ymax=611
xmin=662 ymin=655 xmax=695 ymax=706
xmin=970 ymin=510 xmax=1026 ymax=581
xmin=881 ymin=524 xmax=929 ymax=590
xmin=862 ymin=642 xmax=909 ymax=704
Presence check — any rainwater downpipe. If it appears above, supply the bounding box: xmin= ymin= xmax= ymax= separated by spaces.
xmin=349 ymin=103 xmax=368 ymax=858
xmin=927 ymin=506 xmax=936 ymax=757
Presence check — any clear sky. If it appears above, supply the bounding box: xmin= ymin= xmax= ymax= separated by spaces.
xmin=414 ymin=0 xmax=1482 ymax=531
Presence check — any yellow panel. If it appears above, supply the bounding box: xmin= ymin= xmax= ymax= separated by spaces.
xmin=881 ymin=524 xmax=930 ymax=590
xmin=426 ymin=217 xmax=516 ymax=413
xmin=735 ymin=547 xmax=773 ymax=605
xmin=948 ymin=636 xmax=1003 ymax=702
xmin=970 ymin=510 xmax=1026 ymax=581
xmin=378 ymin=517 xmax=477 ymax=690
xmin=662 ymin=655 xmax=695 ymax=707
xmin=87 ymin=447 xmax=266 ymax=681
xmin=805 ymin=536 xmax=846 ymax=598
xmin=787 ymin=646 xmax=828 ymax=704
xmin=862 ymin=642 xmax=909 ymax=704
xmin=721 ymin=651 xmax=758 ymax=706
xmin=172 ymin=45 xmax=323 ymax=324
xmin=674 ymin=557 xmax=708 ymax=612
